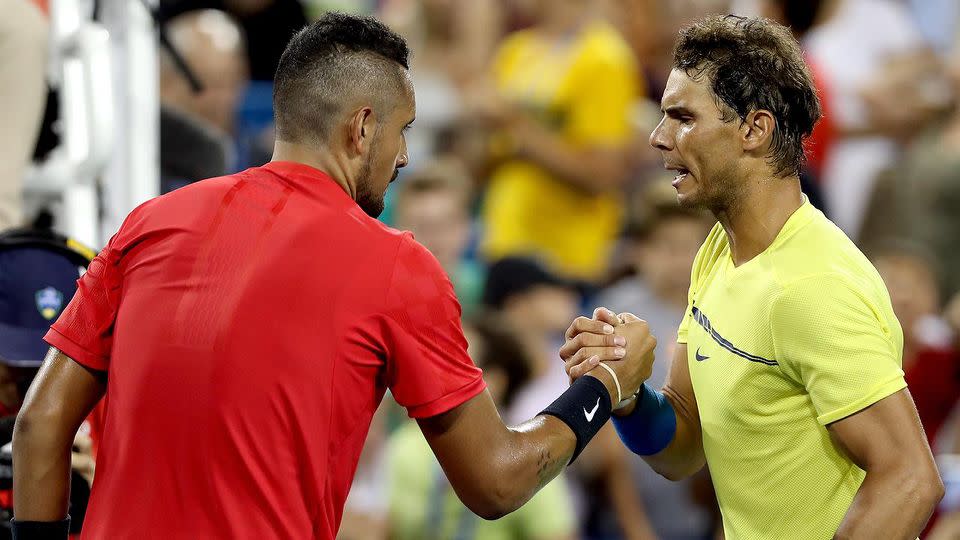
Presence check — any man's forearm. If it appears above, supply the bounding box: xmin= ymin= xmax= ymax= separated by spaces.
xmin=506 ymin=416 xmax=577 ymax=494
xmin=437 ymin=414 xmax=576 ymax=520
xmin=421 ymin=389 xmax=581 ymax=520
xmin=424 ymin=374 xmax=626 ymax=520
xmin=508 ymin=116 xmax=626 ymax=194
xmin=13 ymin=349 xmax=106 ymax=522
xmin=12 ymin=414 xmax=73 ymax=521
xmin=834 ymin=467 xmax=942 ymax=539
xmin=638 ymin=388 xmax=705 ymax=481
xmin=474 ymin=373 xmax=614 ymax=517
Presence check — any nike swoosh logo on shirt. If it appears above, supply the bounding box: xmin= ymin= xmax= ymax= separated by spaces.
xmin=584 ymin=397 xmax=600 ymax=422
xmin=695 ymin=347 xmax=710 ymax=362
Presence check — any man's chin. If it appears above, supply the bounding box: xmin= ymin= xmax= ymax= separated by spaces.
xmin=361 ymin=203 xmax=385 ymax=219
xmin=356 ymin=194 xmax=385 ymax=218
xmin=676 ymin=190 xmax=697 ymax=208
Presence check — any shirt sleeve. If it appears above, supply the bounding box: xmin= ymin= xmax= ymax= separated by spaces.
xmin=770 ymin=274 xmax=906 ymax=425
xmin=43 ymin=243 xmax=123 ymax=372
xmin=380 ymin=235 xmax=486 ymax=418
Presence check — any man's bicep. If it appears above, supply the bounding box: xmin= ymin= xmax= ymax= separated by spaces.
xmin=417 ymin=389 xmax=503 ymax=462
xmin=20 ymin=348 xmax=106 ymax=431
xmin=827 ymin=388 xmax=932 ymax=472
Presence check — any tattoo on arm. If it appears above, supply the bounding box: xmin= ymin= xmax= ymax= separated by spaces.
xmin=536 ymin=449 xmax=567 ymax=489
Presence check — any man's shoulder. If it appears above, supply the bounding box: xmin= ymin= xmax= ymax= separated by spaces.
xmin=771 ymin=209 xmax=879 ymax=292
xmin=134 ymin=172 xmax=244 ymax=216
xmin=385 ymin=233 xmax=451 ymax=296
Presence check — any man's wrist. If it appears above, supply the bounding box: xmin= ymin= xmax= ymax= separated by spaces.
xmin=540 ymin=376 xmax=613 ymax=463
xmin=11 ymin=517 xmax=71 ymax=540
xmin=611 ymin=384 xmax=677 ymax=456
xmin=585 ymin=370 xmax=617 ymax=405
xmin=613 ymin=397 xmax=639 ymax=417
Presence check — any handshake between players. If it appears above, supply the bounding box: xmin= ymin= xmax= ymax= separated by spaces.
xmin=559 ymin=308 xmax=657 ymax=413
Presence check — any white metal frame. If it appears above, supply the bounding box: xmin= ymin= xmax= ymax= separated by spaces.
xmin=26 ymin=0 xmax=158 ymax=248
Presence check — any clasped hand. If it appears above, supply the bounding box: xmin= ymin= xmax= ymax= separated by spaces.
xmin=559 ymin=308 xmax=657 ymax=415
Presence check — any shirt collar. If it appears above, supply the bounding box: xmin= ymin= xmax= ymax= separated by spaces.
xmin=769 ymin=194 xmax=816 ymax=250
xmin=260 ymin=161 xmax=357 ymax=208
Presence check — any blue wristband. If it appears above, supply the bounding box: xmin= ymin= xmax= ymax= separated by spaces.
xmin=612 ymin=383 xmax=677 ymax=456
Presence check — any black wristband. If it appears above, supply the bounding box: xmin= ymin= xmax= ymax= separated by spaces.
xmin=11 ymin=517 xmax=71 ymax=540
xmin=540 ymin=375 xmax=612 ymax=464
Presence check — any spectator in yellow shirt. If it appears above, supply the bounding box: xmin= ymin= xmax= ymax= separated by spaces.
xmin=469 ymin=0 xmax=639 ymax=282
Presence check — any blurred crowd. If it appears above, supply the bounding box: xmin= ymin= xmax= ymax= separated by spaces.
xmin=2 ymin=0 xmax=960 ymax=539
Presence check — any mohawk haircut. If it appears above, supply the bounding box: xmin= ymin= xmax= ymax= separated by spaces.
xmin=273 ymin=12 xmax=410 ymax=143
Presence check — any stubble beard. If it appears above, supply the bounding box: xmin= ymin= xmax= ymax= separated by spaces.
xmin=355 ymin=149 xmax=385 ymax=219
xmin=684 ymin=165 xmax=742 ymax=220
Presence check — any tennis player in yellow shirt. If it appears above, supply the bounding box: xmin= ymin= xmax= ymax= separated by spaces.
xmin=561 ymin=15 xmax=943 ymax=540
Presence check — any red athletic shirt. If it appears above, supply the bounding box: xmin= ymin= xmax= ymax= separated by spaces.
xmin=44 ymin=161 xmax=486 ymax=539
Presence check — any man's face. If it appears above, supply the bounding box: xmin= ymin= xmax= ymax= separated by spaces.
xmin=159 ymin=12 xmax=248 ymax=134
xmin=394 ymin=190 xmax=469 ymax=272
xmin=520 ymin=285 xmax=579 ymax=334
xmin=650 ymin=69 xmax=744 ymax=210
xmin=356 ymin=81 xmax=416 ymax=218
xmin=635 ymin=216 xmax=710 ymax=303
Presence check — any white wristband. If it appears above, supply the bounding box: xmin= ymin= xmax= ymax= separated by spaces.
xmin=596 ymin=362 xmax=622 ymax=405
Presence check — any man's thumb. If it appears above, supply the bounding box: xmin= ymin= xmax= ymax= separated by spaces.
xmin=618 ymin=312 xmax=644 ymax=324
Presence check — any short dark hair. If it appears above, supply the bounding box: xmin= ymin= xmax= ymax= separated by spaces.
xmin=273 ymin=12 xmax=410 ymax=143
xmin=673 ymin=15 xmax=820 ymax=177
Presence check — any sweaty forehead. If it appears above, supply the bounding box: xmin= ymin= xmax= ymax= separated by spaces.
xmin=661 ymin=68 xmax=714 ymax=109
xmin=400 ymin=74 xmax=416 ymax=115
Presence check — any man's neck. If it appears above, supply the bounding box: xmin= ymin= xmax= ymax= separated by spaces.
xmin=271 ymin=140 xmax=357 ymax=200
xmin=715 ymin=174 xmax=804 ymax=266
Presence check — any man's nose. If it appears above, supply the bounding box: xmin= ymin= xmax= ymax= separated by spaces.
xmin=649 ymin=118 xmax=672 ymax=151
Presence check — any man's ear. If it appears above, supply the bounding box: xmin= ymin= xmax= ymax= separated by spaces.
xmin=348 ymin=106 xmax=376 ymax=155
xmin=741 ymin=109 xmax=776 ymax=154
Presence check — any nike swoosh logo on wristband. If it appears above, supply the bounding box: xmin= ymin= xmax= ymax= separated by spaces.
xmin=583 ymin=397 xmax=601 ymax=422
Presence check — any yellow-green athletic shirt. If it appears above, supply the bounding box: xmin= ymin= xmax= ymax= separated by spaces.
xmin=677 ymin=199 xmax=906 ymax=539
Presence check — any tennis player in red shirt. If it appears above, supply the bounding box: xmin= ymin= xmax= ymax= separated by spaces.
xmin=12 ymin=12 xmax=656 ymax=540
